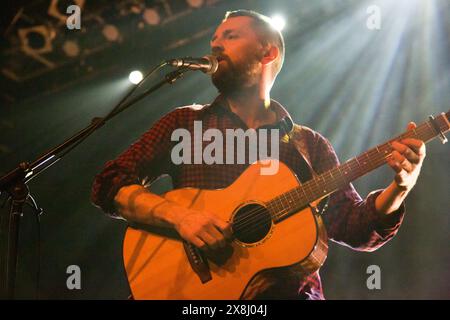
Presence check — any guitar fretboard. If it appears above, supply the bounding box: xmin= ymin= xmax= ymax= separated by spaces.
xmin=267 ymin=111 xmax=450 ymax=222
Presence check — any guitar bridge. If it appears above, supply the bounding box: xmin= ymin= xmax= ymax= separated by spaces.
xmin=183 ymin=241 xmax=212 ymax=284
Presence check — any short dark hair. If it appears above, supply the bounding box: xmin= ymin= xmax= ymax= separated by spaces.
xmin=223 ymin=10 xmax=285 ymax=74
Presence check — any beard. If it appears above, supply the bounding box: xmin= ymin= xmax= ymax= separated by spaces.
xmin=211 ymin=51 xmax=262 ymax=96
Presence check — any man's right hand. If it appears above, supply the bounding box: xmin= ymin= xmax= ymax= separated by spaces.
xmin=173 ymin=207 xmax=233 ymax=251
xmin=114 ymin=185 xmax=233 ymax=251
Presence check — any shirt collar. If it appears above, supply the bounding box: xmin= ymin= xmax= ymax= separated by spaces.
xmin=208 ymin=95 xmax=294 ymax=136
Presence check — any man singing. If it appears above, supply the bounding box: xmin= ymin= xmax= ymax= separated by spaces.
xmin=91 ymin=10 xmax=426 ymax=299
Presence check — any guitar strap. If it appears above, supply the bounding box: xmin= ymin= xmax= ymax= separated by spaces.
xmin=289 ymin=124 xmax=330 ymax=215
xmin=270 ymin=115 xmax=315 ymax=183
xmin=289 ymin=124 xmax=315 ymax=180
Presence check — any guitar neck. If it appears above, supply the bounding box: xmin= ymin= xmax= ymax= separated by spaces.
xmin=268 ymin=111 xmax=450 ymax=221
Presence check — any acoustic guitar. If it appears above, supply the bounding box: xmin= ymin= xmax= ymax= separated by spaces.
xmin=123 ymin=110 xmax=449 ymax=299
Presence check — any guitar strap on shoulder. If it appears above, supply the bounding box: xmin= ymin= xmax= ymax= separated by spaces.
xmin=289 ymin=124 xmax=314 ymax=173
xmin=289 ymin=124 xmax=330 ymax=215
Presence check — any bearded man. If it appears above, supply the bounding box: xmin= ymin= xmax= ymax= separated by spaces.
xmin=91 ymin=10 xmax=426 ymax=299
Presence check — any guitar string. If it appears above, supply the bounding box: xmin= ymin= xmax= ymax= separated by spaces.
xmin=235 ymin=123 xmax=445 ymax=239
xmin=233 ymin=123 xmax=433 ymax=231
xmin=233 ymin=134 xmax=426 ymax=236
xmin=234 ymin=146 xmax=405 ymax=236
xmin=233 ymin=123 xmax=433 ymax=234
xmin=231 ymin=123 xmax=434 ymax=235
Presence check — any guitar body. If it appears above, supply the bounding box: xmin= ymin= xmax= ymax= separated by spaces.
xmin=123 ymin=160 xmax=328 ymax=299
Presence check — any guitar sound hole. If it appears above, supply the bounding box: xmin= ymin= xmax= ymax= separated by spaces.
xmin=232 ymin=203 xmax=272 ymax=245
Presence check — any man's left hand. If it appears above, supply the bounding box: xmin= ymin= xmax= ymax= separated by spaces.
xmin=387 ymin=122 xmax=426 ymax=192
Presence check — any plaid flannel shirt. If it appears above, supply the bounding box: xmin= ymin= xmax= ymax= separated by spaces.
xmin=91 ymin=95 xmax=405 ymax=299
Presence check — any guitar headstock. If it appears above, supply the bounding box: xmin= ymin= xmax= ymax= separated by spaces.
xmin=443 ymin=109 xmax=450 ymax=127
xmin=438 ymin=110 xmax=450 ymax=143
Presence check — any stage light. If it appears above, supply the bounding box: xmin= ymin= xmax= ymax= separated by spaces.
xmin=129 ymin=71 xmax=143 ymax=84
xmin=62 ymin=40 xmax=80 ymax=57
xmin=186 ymin=0 xmax=204 ymax=8
xmin=18 ymin=25 xmax=55 ymax=56
xmin=143 ymin=8 xmax=161 ymax=25
xmin=102 ymin=24 xmax=121 ymax=42
xmin=270 ymin=15 xmax=286 ymax=31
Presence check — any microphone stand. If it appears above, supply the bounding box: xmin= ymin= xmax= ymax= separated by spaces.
xmin=0 ymin=66 xmax=190 ymax=299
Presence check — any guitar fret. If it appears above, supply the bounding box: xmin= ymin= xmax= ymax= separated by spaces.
xmin=334 ymin=167 xmax=345 ymax=186
xmin=286 ymin=191 xmax=295 ymax=208
xmin=326 ymin=170 xmax=336 ymax=193
xmin=319 ymin=175 xmax=327 ymax=195
xmin=299 ymin=184 xmax=308 ymax=206
xmin=354 ymin=157 xmax=362 ymax=175
xmin=312 ymin=177 xmax=322 ymax=198
xmin=366 ymin=149 xmax=378 ymax=170
xmin=304 ymin=180 xmax=314 ymax=203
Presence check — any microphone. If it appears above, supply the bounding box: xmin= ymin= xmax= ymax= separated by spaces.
xmin=166 ymin=55 xmax=218 ymax=75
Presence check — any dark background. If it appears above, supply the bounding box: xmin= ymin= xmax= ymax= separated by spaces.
xmin=1 ymin=0 xmax=449 ymax=299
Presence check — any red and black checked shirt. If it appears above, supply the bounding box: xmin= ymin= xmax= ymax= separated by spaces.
xmin=91 ymin=95 xmax=405 ymax=300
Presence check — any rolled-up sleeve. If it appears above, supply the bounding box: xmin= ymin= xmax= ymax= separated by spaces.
xmin=310 ymin=132 xmax=405 ymax=251
xmin=91 ymin=109 xmax=181 ymax=217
